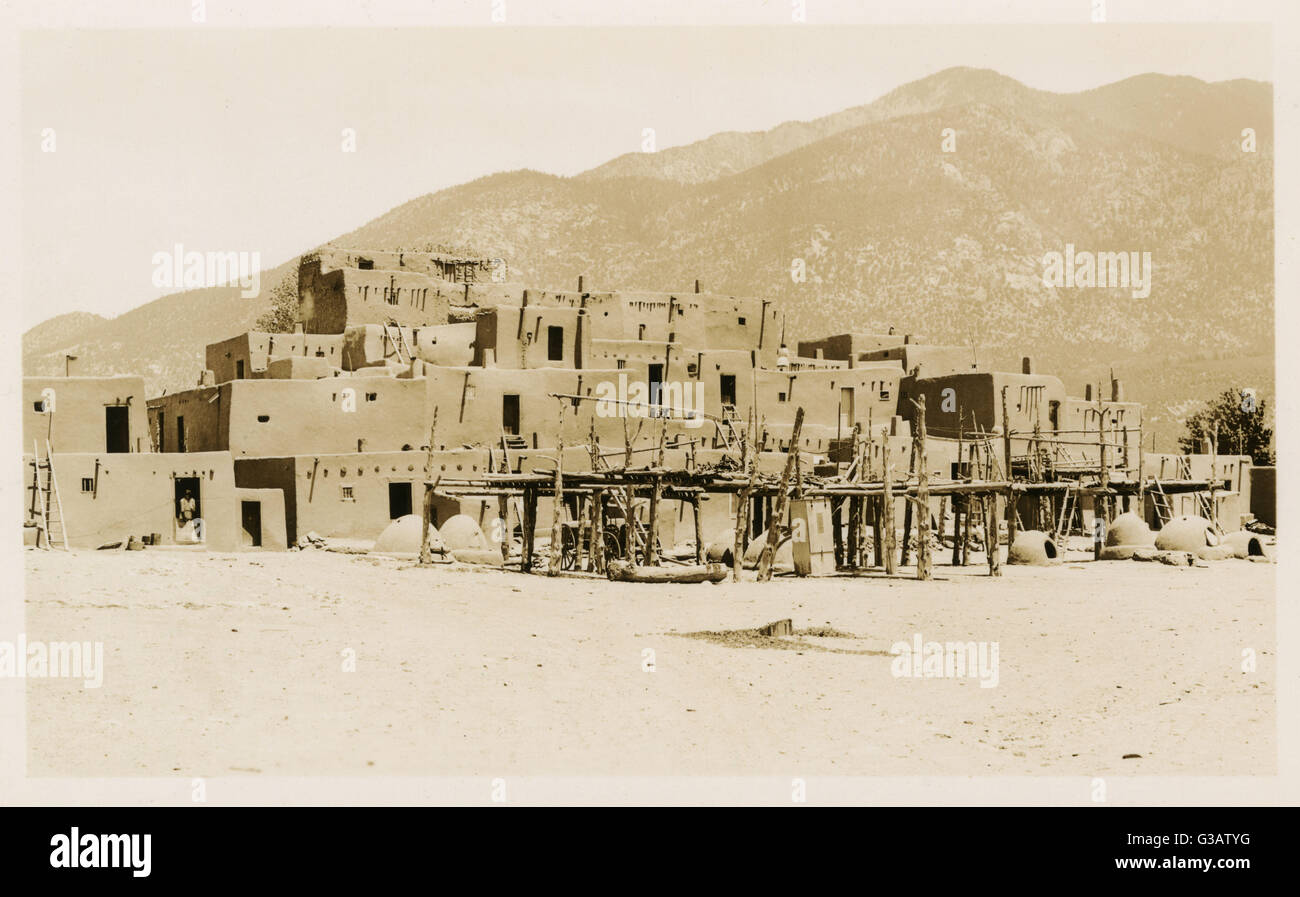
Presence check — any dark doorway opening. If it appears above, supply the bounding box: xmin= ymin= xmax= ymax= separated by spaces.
xmin=176 ymin=416 xmax=187 ymax=453
xmin=648 ymin=364 xmax=664 ymax=412
xmin=389 ymin=482 xmax=413 ymax=519
xmin=105 ymin=405 xmax=130 ymax=454
xmin=174 ymin=476 xmax=201 ymax=535
xmin=502 ymin=395 xmax=520 ymax=436
xmin=547 ymin=325 xmax=564 ymax=361
xmin=241 ymin=501 xmax=262 ymax=547
xmin=720 ymin=374 xmax=737 ymax=408
xmin=156 ymin=411 xmax=165 ymax=452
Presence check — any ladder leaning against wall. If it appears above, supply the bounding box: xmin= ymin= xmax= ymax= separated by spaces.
xmin=30 ymin=440 xmax=69 ymax=551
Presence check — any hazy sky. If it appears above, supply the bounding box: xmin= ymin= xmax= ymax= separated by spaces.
xmin=20 ymin=23 xmax=1272 ymax=327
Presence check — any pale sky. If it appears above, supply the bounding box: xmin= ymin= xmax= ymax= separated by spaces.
xmin=20 ymin=23 xmax=1272 ymax=327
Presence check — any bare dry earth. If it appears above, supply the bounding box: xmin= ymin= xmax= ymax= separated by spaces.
xmin=22 ymin=547 xmax=1274 ymax=777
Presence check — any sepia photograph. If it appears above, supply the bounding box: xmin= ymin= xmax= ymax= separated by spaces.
xmin=0 ymin=0 xmax=1295 ymax=864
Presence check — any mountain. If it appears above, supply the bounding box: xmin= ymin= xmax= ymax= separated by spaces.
xmin=24 ymin=67 xmax=1274 ymax=449
xmin=579 ymin=68 xmax=1270 ymax=183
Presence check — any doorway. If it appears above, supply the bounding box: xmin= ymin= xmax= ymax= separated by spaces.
xmin=240 ymin=500 xmax=262 ymax=547
xmin=174 ymin=476 xmax=201 ymax=536
xmin=502 ymin=394 xmax=520 ymax=436
xmin=105 ymin=405 xmax=130 ymax=453
xmin=388 ymin=482 xmax=413 ymax=519
xmin=720 ymin=374 xmax=737 ymax=408
xmin=648 ymin=364 xmax=664 ymax=412
xmin=839 ymin=387 xmax=855 ymax=433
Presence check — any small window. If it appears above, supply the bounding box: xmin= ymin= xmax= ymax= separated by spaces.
xmin=257 ymin=415 xmax=270 ymax=423
xmin=357 ymin=257 xmax=374 ymax=270
xmin=366 ymin=392 xmax=378 ymax=402
xmin=33 ymin=401 xmax=45 ymax=413
xmin=547 ymin=325 xmax=564 ymax=361
xmin=778 ymin=392 xmax=788 ymax=403
xmin=616 ymin=359 xmax=626 ymax=369
xmin=81 ymin=477 xmax=94 ymax=493
xmin=738 ymin=317 xmax=746 ymax=326
xmin=341 ymin=485 xmax=355 ymax=500
xmin=236 ymin=359 xmax=245 ymax=379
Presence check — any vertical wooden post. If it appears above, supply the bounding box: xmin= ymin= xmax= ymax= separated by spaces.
xmin=646 ymin=474 xmax=662 ymax=566
xmin=882 ymin=437 xmax=896 ymax=575
xmin=733 ymin=414 xmax=757 ymax=582
xmin=497 ymin=493 xmax=511 ymax=568
xmin=692 ymin=494 xmax=704 ymax=564
xmin=831 ymin=496 xmax=844 ymax=567
xmin=1001 ymin=387 xmax=1017 ymax=543
xmin=915 ymin=395 xmax=932 ymax=581
xmin=986 ymin=489 xmax=1002 ymax=576
xmin=549 ymin=400 xmax=565 ymax=576
xmin=757 ymin=407 xmax=803 ymax=582
xmin=523 ymin=486 xmax=537 ymax=572
xmin=1210 ymin=422 xmax=1219 ymax=530
xmin=418 ymin=408 xmax=439 ymax=565
xmin=592 ymin=489 xmax=606 ymax=573
xmin=900 ymin=441 xmax=915 ymax=566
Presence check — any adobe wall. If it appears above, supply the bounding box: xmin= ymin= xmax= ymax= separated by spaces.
xmin=859 ymin=344 xmax=977 ymax=378
xmin=147 ymin=385 xmax=229 ymax=454
xmin=410 ymin=322 xmax=477 ymax=367
xmin=472 ymin=305 xmax=588 ymax=369
xmin=307 ymin=248 xmax=499 ymax=283
xmin=233 ymin=457 xmax=298 ymax=543
xmin=206 ymin=332 xmax=346 ymax=383
xmin=24 ymin=376 xmax=150 ymax=454
xmin=150 ymin=378 xmax=428 ymax=456
xmin=26 ymin=451 xmax=239 ymax=550
xmin=796 ymin=332 xmax=907 ymax=363
xmin=235 ymin=487 xmax=288 ymax=550
xmin=901 ymin=371 xmax=1068 ymax=443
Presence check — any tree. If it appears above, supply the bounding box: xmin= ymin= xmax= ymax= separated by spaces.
xmin=1178 ymin=387 xmax=1274 ymax=465
xmin=254 ymin=268 xmax=298 ymax=333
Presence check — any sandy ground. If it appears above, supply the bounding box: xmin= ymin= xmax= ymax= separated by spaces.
xmin=22 ymin=544 xmax=1275 ymax=777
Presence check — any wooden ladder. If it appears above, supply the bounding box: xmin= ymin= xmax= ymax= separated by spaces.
xmin=1150 ymin=478 xmax=1175 ymax=526
xmin=31 ymin=440 xmax=69 ymax=551
xmin=383 ymin=319 xmax=412 ymax=365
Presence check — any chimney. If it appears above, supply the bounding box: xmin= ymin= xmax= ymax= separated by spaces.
xmin=1021 ymin=356 xmax=1033 ymax=375
xmin=1200 ymin=436 xmax=1212 ymax=455
xmin=903 ymin=334 xmax=912 ymax=344
xmin=694 ymin=278 xmax=703 ymax=294
xmin=1111 ymin=378 xmax=1124 ymax=402
xmin=1085 ymin=383 xmax=1093 ymax=401
xmin=294 ymin=321 xmax=304 ymax=334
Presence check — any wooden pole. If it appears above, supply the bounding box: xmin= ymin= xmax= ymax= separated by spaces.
xmin=758 ymin=407 xmax=803 ymax=582
xmin=900 ymin=439 xmax=915 ymax=566
xmin=592 ymin=489 xmax=605 ymax=573
xmin=733 ymin=410 xmax=757 ymax=582
xmin=418 ymin=408 xmax=439 ymax=565
xmin=1001 ymin=386 xmax=1017 ymax=543
xmin=549 ymin=400 xmax=565 ymax=576
xmin=497 ymin=493 xmax=511 ymax=568
xmin=692 ymin=495 xmax=704 ymax=564
xmin=523 ymin=486 xmax=537 ymax=572
xmin=914 ymin=395 xmax=932 ymax=580
xmin=882 ymin=436 xmax=896 ymax=575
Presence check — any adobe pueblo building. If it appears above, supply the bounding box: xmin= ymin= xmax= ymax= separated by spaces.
xmin=23 ymin=248 xmax=1265 ymax=577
